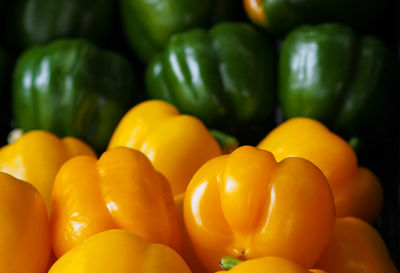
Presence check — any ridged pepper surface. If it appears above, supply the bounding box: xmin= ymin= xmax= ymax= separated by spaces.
xmin=109 ymin=100 xmax=221 ymax=195
xmin=279 ymin=23 xmax=391 ymax=138
xmin=0 ymin=130 xmax=95 ymax=212
xmin=51 ymin=147 xmax=182 ymax=258
xmin=258 ymin=118 xmax=383 ymax=221
xmin=120 ymin=0 xmax=239 ymax=62
xmin=146 ymin=22 xmax=275 ymax=138
xmin=184 ymin=145 xmax=335 ymax=272
xmin=13 ymin=39 xmax=136 ymax=152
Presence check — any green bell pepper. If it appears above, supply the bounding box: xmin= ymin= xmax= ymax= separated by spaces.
xmin=5 ymin=0 xmax=114 ymax=49
xmin=244 ymin=0 xmax=384 ymax=34
xmin=279 ymin=23 xmax=392 ymax=138
xmin=146 ymin=22 xmax=276 ymax=139
xmin=120 ymin=0 xmax=240 ymax=62
xmin=13 ymin=39 xmax=137 ymax=152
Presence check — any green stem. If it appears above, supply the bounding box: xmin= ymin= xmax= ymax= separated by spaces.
xmin=209 ymin=129 xmax=239 ymax=154
xmin=219 ymin=256 xmax=243 ymax=270
xmin=348 ymin=136 xmax=362 ymax=155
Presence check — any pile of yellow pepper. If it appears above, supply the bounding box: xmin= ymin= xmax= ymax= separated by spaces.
xmin=0 ymin=100 xmax=398 ymax=273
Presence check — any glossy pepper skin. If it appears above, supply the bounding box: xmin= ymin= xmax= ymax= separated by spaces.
xmin=146 ymin=22 xmax=275 ymax=137
xmin=258 ymin=118 xmax=383 ymax=222
xmin=49 ymin=229 xmax=192 ymax=273
xmin=120 ymin=0 xmax=239 ymax=62
xmin=315 ymin=217 xmax=399 ymax=273
xmin=184 ymin=145 xmax=335 ymax=272
xmin=5 ymin=0 xmax=113 ymax=49
xmin=13 ymin=39 xmax=136 ymax=152
xmin=0 ymin=130 xmax=95 ymax=212
xmin=244 ymin=0 xmax=383 ymax=34
xmin=108 ymin=100 xmax=221 ymax=195
xmin=175 ymin=194 xmax=208 ymax=273
xmin=51 ymin=147 xmax=182 ymax=258
xmin=279 ymin=23 xmax=391 ymax=138
xmin=216 ymin=257 xmax=327 ymax=273
xmin=0 ymin=172 xmax=51 ymax=273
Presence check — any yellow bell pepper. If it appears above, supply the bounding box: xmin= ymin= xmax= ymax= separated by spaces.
xmin=51 ymin=147 xmax=182 ymax=258
xmin=48 ymin=229 xmax=192 ymax=273
xmin=108 ymin=100 xmax=221 ymax=195
xmin=175 ymin=194 xmax=209 ymax=273
xmin=0 ymin=130 xmax=96 ymax=212
xmin=258 ymin=118 xmax=382 ymax=221
xmin=314 ymin=217 xmax=399 ymax=273
xmin=215 ymin=256 xmax=328 ymax=273
xmin=184 ymin=146 xmax=335 ymax=272
xmin=0 ymin=172 xmax=51 ymax=273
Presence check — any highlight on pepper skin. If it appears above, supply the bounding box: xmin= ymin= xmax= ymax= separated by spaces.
xmin=258 ymin=117 xmax=383 ymax=222
xmin=184 ymin=145 xmax=335 ymax=272
xmin=175 ymin=193 xmax=209 ymax=273
xmin=108 ymin=100 xmax=222 ymax=196
xmin=0 ymin=172 xmax=51 ymax=273
xmin=51 ymin=146 xmax=182 ymax=258
xmin=48 ymin=229 xmax=192 ymax=273
xmin=0 ymin=130 xmax=96 ymax=213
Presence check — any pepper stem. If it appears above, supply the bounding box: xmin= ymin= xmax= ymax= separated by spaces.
xmin=348 ymin=136 xmax=362 ymax=155
xmin=219 ymin=256 xmax=243 ymax=270
xmin=209 ymin=129 xmax=239 ymax=154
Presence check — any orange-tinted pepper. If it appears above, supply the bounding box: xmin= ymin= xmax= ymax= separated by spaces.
xmin=314 ymin=217 xmax=399 ymax=273
xmin=0 ymin=172 xmax=51 ymax=273
xmin=215 ymin=257 xmax=327 ymax=273
xmin=243 ymin=0 xmax=267 ymax=27
xmin=0 ymin=130 xmax=96 ymax=212
xmin=175 ymin=194 xmax=209 ymax=273
xmin=108 ymin=100 xmax=221 ymax=195
xmin=184 ymin=146 xmax=335 ymax=272
xmin=258 ymin=118 xmax=382 ymax=222
xmin=49 ymin=229 xmax=192 ymax=273
xmin=51 ymin=147 xmax=182 ymax=258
